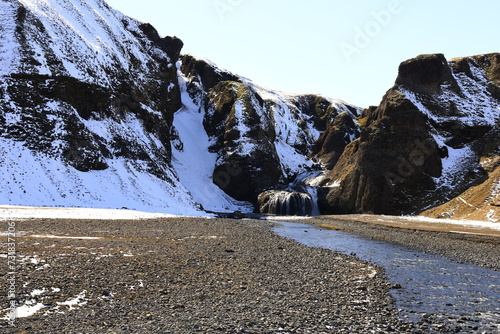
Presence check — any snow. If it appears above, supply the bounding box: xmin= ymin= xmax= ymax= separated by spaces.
xmin=0 ymin=0 xmax=20 ymax=75
xmin=0 ymin=205 xmax=186 ymax=220
xmin=171 ymin=73 xmax=253 ymax=213
xmin=15 ymin=0 xmax=164 ymax=87
xmin=13 ymin=302 xmax=47 ymax=318
xmin=0 ymin=138 xmax=206 ymax=217
xmin=57 ymin=290 xmax=87 ymax=310
xmin=402 ymin=59 xmax=500 ymax=128
xmin=401 ymin=59 xmax=500 ymax=196
xmin=378 ymin=215 xmax=500 ymax=231
xmin=28 ymin=234 xmax=102 ymax=239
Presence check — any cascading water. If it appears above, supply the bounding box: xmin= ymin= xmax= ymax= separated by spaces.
xmin=304 ymin=186 xmax=321 ymax=216
xmin=258 ymin=190 xmax=313 ymax=216
xmin=257 ymin=170 xmax=324 ymax=216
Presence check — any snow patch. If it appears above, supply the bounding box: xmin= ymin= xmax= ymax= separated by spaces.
xmin=171 ymin=73 xmax=253 ymax=213
xmin=0 ymin=138 xmax=206 ymax=217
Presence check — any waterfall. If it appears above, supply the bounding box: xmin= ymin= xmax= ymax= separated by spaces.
xmin=304 ymin=186 xmax=321 ymax=216
xmin=258 ymin=190 xmax=314 ymax=216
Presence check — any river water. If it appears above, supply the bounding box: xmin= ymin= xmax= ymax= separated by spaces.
xmin=272 ymin=222 xmax=500 ymax=333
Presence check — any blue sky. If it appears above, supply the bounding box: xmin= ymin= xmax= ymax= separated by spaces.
xmin=106 ymin=0 xmax=500 ymax=108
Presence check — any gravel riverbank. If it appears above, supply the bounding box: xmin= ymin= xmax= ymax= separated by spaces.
xmin=305 ymin=216 xmax=500 ymax=271
xmin=1 ymin=217 xmax=497 ymax=333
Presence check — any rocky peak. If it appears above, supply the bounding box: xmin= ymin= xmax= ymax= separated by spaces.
xmin=318 ymin=53 xmax=500 ymax=217
xmin=395 ymin=53 xmax=460 ymax=94
xmin=181 ymin=54 xmax=241 ymax=91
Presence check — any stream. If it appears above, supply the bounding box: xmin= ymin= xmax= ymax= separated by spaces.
xmin=272 ymin=222 xmax=500 ymax=333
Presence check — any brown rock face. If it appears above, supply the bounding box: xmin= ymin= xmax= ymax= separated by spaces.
xmin=395 ymin=53 xmax=459 ymax=94
xmin=319 ymin=53 xmax=500 ymax=216
xmin=310 ymin=111 xmax=360 ymax=170
xmin=205 ymin=82 xmax=282 ymax=203
xmin=181 ymin=55 xmax=241 ymax=91
xmin=319 ymin=89 xmax=442 ymax=214
xmin=421 ymin=156 xmax=500 ymax=222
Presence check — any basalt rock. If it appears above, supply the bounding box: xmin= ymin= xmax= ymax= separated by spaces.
xmin=1 ymin=0 xmax=183 ymax=173
xmin=395 ymin=53 xmax=460 ymax=95
xmin=181 ymin=55 xmax=361 ymax=206
xmin=310 ymin=111 xmax=360 ymax=170
xmin=206 ymin=81 xmax=283 ymax=202
xmin=319 ymin=53 xmax=500 ymax=216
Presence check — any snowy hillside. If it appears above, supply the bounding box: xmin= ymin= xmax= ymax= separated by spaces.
xmin=0 ymin=0 xmax=203 ymax=215
xmin=1 ymin=0 xmax=168 ymax=87
xmin=0 ymin=0 xmax=360 ymax=215
xmin=1 ymin=0 xmax=498 ymax=220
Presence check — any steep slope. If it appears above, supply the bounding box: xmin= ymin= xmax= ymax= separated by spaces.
xmin=0 ymin=0 xmax=200 ymax=214
xmin=421 ymin=155 xmax=500 ymax=222
xmin=0 ymin=0 xmax=361 ymax=215
xmin=319 ymin=53 xmax=500 ymax=218
xmin=3 ymin=0 xmax=497 ymax=219
xmin=179 ymin=55 xmax=361 ymax=207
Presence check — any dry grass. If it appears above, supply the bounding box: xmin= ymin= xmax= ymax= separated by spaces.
xmin=318 ymin=223 xmax=343 ymax=231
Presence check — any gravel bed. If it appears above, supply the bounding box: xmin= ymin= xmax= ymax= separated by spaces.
xmin=0 ymin=217 xmax=487 ymax=333
xmin=306 ymin=217 xmax=500 ymax=271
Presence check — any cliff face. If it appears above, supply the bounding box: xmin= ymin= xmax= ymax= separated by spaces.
xmin=0 ymin=0 xmax=200 ymax=213
xmin=0 ymin=0 xmax=361 ymax=213
xmin=1 ymin=0 xmax=182 ymax=169
xmin=179 ymin=55 xmax=361 ymax=205
xmin=318 ymin=54 xmax=500 ymax=218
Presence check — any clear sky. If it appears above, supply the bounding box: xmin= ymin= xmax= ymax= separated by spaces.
xmin=105 ymin=0 xmax=500 ymax=108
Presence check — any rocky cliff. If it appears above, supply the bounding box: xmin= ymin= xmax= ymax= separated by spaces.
xmin=317 ymin=54 xmax=500 ymax=220
xmin=0 ymin=0 xmax=198 ymax=213
xmin=178 ymin=55 xmax=361 ymax=207
xmin=0 ymin=0 xmax=361 ymax=214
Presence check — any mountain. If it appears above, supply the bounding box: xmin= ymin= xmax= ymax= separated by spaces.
xmin=0 ymin=0 xmax=359 ymax=215
xmin=0 ymin=0 xmax=498 ymax=221
xmin=316 ymin=54 xmax=500 ymax=222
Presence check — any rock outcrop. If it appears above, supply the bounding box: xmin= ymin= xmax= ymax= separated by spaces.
xmin=318 ymin=53 xmax=500 ymax=216
xmin=179 ymin=55 xmax=361 ymax=205
xmin=1 ymin=0 xmax=498 ymax=219
xmin=1 ymin=0 xmax=182 ymax=171
xmin=0 ymin=0 xmax=205 ymax=213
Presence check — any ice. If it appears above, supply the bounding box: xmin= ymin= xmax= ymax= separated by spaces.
xmin=171 ymin=73 xmax=254 ymax=213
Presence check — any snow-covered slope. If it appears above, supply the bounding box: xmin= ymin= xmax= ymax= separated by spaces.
xmin=0 ymin=0 xmax=200 ymax=215
xmin=2 ymin=1 xmax=496 ymax=219
xmin=0 ymin=0 xmax=361 ymax=215
xmin=1 ymin=0 xmax=168 ymax=86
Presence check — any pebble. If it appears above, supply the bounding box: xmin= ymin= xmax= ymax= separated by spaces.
xmin=1 ymin=217 xmax=496 ymax=333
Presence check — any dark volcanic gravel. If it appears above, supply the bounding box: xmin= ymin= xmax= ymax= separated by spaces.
xmin=1 ymin=217 xmax=489 ymax=333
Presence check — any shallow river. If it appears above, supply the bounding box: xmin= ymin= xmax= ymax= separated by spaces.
xmin=272 ymin=222 xmax=500 ymax=333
